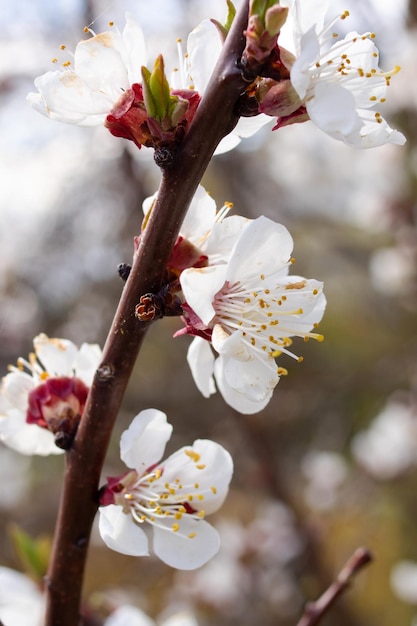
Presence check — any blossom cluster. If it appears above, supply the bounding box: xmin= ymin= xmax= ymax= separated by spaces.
xmin=0 ymin=0 xmax=406 ymax=603
xmin=27 ymin=0 xmax=404 ymax=152
xmin=0 ymin=336 xmax=233 ymax=569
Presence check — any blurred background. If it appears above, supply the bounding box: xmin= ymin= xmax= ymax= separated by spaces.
xmin=1 ymin=0 xmax=416 ymax=624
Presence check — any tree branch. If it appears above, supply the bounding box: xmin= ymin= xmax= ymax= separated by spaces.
xmin=44 ymin=3 xmax=250 ymax=625
xmin=296 ymin=547 xmax=373 ymax=626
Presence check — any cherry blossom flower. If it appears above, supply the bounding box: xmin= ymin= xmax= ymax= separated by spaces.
xmin=262 ymin=0 xmax=406 ymax=147
xmin=391 ymin=561 xmax=417 ymax=605
xmin=0 ymin=567 xmax=44 ymax=626
xmin=172 ymin=19 xmax=272 ymax=154
xmin=27 ymin=16 xmax=199 ymax=151
xmin=99 ymin=409 xmax=233 ymax=570
xmin=178 ymin=216 xmax=326 ymax=414
xmin=27 ymin=14 xmax=147 ymax=127
xmin=0 ymin=334 xmax=101 ymax=455
xmin=351 ymin=398 xmax=417 ymax=479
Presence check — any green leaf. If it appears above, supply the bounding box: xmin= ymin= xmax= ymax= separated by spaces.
xmin=9 ymin=524 xmax=51 ymax=583
xmin=250 ymin=0 xmax=280 ymax=24
xmin=224 ymin=0 xmax=237 ymax=32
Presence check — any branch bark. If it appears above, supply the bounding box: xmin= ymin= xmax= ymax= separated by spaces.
xmin=44 ymin=3 xmax=250 ymax=624
xmin=296 ymin=547 xmax=373 ymax=626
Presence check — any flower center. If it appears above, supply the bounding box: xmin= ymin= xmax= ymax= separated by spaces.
xmin=213 ymin=276 xmax=324 ymax=363
xmin=26 ymin=376 xmax=89 ymax=447
xmin=113 ymin=449 xmax=219 ymax=538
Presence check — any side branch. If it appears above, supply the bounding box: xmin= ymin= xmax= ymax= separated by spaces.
xmin=296 ymin=547 xmax=373 ymax=626
xmin=45 ymin=3 xmax=251 ymax=625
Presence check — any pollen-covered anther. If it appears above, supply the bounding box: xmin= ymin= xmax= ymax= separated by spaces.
xmin=185 ymin=449 xmax=201 ymax=463
xmin=286 ymin=280 xmax=307 ymax=291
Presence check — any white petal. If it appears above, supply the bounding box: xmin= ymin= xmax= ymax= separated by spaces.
xmin=344 ymin=109 xmax=406 ymax=148
xmin=0 ymin=567 xmax=44 ymax=626
xmin=0 ymin=410 xmax=63 ymax=456
xmin=211 ymin=323 xmax=250 ymax=359
xmin=213 ymin=134 xmax=241 ymax=155
xmin=290 ymin=25 xmax=320 ymax=98
xmin=187 ymin=20 xmax=222 ymax=93
xmin=2 ymin=371 xmax=34 ymax=412
xmin=221 ymin=352 xmax=279 ymax=403
xmin=179 ymin=185 xmax=217 ymax=243
xmin=307 ymin=82 xmax=361 ymax=136
xmin=98 ymin=505 xmax=149 ymax=556
xmin=203 ymin=215 xmax=249 ymax=265
xmin=187 ymin=337 xmax=216 ymax=398
xmin=73 ymin=342 xmax=102 ymax=386
xmin=180 ymin=264 xmax=228 ymax=325
xmin=74 ymin=32 xmax=130 ymax=99
xmin=34 ymin=334 xmax=79 ymax=377
xmin=294 ymin=0 xmax=328 ymax=41
xmin=105 ymin=605 xmax=155 ymax=626
xmin=233 ymin=114 xmax=272 ymax=139
xmin=214 ymin=357 xmax=273 ymax=414
xmin=273 ymin=277 xmax=326 ymax=334
xmin=226 ymin=216 xmax=293 ymax=283
xmin=152 ymin=517 xmax=220 ymax=570
xmin=161 ymin=439 xmax=233 ymax=514
xmin=142 ymin=192 xmax=156 ymax=217
xmin=28 ymin=71 xmax=112 ymax=126
xmin=122 ymin=14 xmax=148 ymax=85
xmin=120 ymin=409 xmax=172 ymax=473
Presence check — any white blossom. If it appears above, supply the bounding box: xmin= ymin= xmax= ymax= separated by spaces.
xmin=99 ymin=409 xmax=233 ymax=570
xmin=0 ymin=567 xmax=45 ymax=626
xmin=180 ymin=216 xmax=326 ymax=414
xmin=0 ymin=334 xmax=101 ymax=455
xmin=391 ymin=561 xmax=417 ymax=605
xmin=27 ymin=15 xmax=147 ymax=126
xmin=278 ymin=0 xmax=406 ymax=147
xmin=351 ymin=399 xmax=417 ymax=479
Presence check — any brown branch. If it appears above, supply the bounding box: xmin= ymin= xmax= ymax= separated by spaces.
xmin=44 ymin=3 xmax=251 ymax=625
xmin=296 ymin=547 xmax=373 ymax=626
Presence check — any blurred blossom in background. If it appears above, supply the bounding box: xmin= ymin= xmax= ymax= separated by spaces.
xmin=1 ymin=1 xmax=417 ymax=625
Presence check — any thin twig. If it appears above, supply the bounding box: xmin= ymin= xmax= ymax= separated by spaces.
xmin=296 ymin=547 xmax=373 ymax=626
xmin=44 ymin=3 xmax=251 ymax=625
